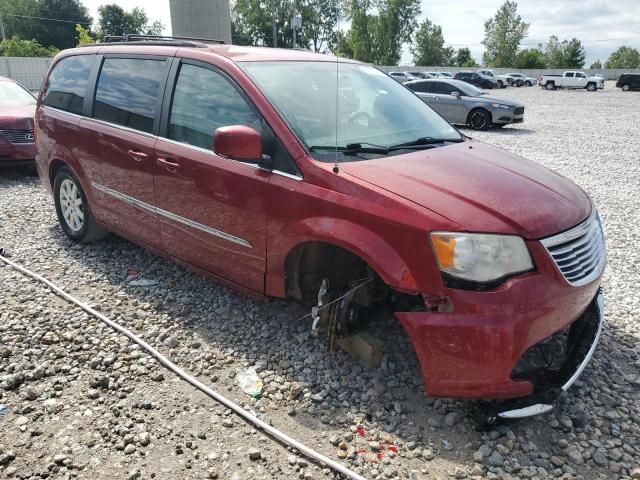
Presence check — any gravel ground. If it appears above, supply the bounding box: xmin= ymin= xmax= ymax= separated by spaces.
xmin=1 ymin=81 xmax=639 ymax=480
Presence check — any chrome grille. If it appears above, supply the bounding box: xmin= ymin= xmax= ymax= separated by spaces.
xmin=541 ymin=210 xmax=605 ymax=286
xmin=0 ymin=128 xmax=34 ymax=144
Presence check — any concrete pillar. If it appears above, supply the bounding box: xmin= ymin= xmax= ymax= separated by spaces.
xmin=169 ymin=0 xmax=232 ymax=45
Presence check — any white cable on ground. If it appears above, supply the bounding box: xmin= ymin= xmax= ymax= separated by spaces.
xmin=0 ymin=252 xmax=368 ymax=480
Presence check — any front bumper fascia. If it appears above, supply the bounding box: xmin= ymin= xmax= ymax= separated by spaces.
xmin=497 ymin=291 xmax=603 ymax=418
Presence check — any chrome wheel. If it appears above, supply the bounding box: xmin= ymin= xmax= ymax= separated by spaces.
xmin=622 ymin=84 xmax=630 ymax=91
xmin=59 ymin=178 xmax=84 ymax=232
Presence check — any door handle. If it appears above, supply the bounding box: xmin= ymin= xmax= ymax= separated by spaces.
xmin=127 ymin=149 xmax=148 ymax=161
xmin=157 ymin=157 xmax=180 ymax=172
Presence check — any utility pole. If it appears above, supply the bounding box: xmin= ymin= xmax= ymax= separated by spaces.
xmin=272 ymin=1 xmax=277 ymax=48
xmin=291 ymin=0 xmax=296 ymax=48
xmin=0 ymin=11 xmax=6 ymax=41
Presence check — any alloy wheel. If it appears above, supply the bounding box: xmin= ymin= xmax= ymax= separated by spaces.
xmin=470 ymin=111 xmax=488 ymax=130
xmin=59 ymin=178 xmax=84 ymax=232
xmin=622 ymin=84 xmax=630 ymax=91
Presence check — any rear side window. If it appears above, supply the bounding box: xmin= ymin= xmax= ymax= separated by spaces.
xmin=566 ymin=72 xmax=574 ymax=77
xmin=168 ymin=63 xmax=261 ymax=150
xmin=42 ymin=55 xmax=93 ymax=115
xmin=407 ymin=82 xmax=430 ymax=93
xmin=94 ymin=58 xmax=166 ymax=134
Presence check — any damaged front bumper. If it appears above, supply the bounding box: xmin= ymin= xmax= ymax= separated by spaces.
xmin=497 ymin=291 xmax=603 ymax=419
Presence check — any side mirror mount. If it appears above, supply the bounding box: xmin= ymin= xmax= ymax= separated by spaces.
xmin=213 ymin=125 xmax=262 ymax=163
xmin=451 ymin=91 xmax=461 ymax=98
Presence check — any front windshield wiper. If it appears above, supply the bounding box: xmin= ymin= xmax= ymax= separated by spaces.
xmin=309 ymin=144 xmax=390 ymax=155
xmin=387 ymin=136 xmax=464 ymax=150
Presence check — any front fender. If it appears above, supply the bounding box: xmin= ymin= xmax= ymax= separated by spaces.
xmin=265 ymin=217 xmax=419 ymax=298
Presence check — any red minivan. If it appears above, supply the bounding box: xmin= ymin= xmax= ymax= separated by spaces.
xmin=35 ymin=37 xmax=605 ymax=420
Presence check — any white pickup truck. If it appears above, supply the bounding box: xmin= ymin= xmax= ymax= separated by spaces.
xmin=539 ymin=71 xmax=604 ymax=91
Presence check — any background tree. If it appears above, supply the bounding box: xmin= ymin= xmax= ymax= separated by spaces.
xmin=545 ymin=36 xmax=585 ymax=68
xmin=589 ymin=60 xmax=602 ymax=69
xmin=232 ymin=0 xmax=337 ymax=50
xmin=482 ymin=0 xmax=529 ymax=67
xmin=0 ymin=35 xmax=58 ymax=56
xmin=336 ymin=0 xmax=420 ymax=65
xmin=563 ymin=38 xmax=585 ymax=68
xmin=97 ymin=4 xmax=163 ymax=39
xmin=33 ymin=0 xmax=92 ymax=50
xmin=605 ymin=46 xmax=640 ymax=69
xmin=514 ymin=48 xmax=546 ymax=68
xmin=0 ymin=0 xmax=40 ymax=41
xmin=454 ymin=48 xmax=476 ymax=67
xmin=299 ymin=0 xmax=340 ymax=52
xmin=411 ymin=19 xmax=453 ymax=66
xmin=75 ymin=23 xmax=94 ymax=47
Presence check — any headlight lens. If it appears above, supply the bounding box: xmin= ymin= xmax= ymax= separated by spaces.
xmin=490 ymin=103 xmax=513 ymax=109
xmin=430 ymin=232 xmax=533 ymax=283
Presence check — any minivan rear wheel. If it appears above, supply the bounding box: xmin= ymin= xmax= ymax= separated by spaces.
xmin=54 ymin=167 xmax=108 ymax=243
xmin=468 ymin=109 xmax=491 ymax=130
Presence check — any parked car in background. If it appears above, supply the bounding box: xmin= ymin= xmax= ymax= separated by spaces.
xmin=436 ymin=72 xmax=453 ymax=78
xmin=424 ymin=72 xmax=446 ymax=78
xmin=407 ymin=71 xmax=433 ymax=79
xmin=616 ymin=73 xmax=640 ymax=91
xmin=539 ymin=71 xmax=604 ymax=91
xmin=477 ymin=69 xmax=509 ymax=88
xmin=0 ymin=76 xmax=37 ymax=167
xmin=505 ymin=73 xmax=538 ymax=87
xmin=454 ymin=71 xmax=496 ymax=89
xmin=389 ymin=71 xmax=419 ymax=82
xmin=406 ymin=78 xmax=524 ymax=130
xmin=36 ymin=39 xmax=605 ymax=419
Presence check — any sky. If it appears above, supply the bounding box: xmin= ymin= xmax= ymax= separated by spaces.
xmin=81 ymin=0 xmax=640 ymax=67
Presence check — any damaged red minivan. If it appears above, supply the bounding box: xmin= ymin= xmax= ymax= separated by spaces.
xmin=35 ymin=37 xmax=605 ymax=419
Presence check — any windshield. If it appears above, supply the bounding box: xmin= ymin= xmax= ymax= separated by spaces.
xmin=0 ymin=81 xmax=36 ymax=106
xmin=240 ymin=61 xmax=461 ymax=161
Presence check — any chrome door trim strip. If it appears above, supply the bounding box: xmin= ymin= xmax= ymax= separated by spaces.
xmin=92 ymin=182 xmax=253 ymax=249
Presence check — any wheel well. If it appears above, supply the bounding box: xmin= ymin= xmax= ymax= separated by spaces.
xmin=284 ymin=242 xmax=369 ymax=303
xmin=49 ymin=159 xmax=67 ymax=188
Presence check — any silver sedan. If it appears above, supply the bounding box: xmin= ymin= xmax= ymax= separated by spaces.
xmin=404 ymin=79 xmax=525 ymax=130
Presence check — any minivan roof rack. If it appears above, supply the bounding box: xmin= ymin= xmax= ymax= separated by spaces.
xmin=102 ymin=34 xmax=225 ymax=47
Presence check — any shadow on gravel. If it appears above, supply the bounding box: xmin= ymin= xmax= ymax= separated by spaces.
xmin=21 ymin=214 xmax=637 ymax=478
xmin=461 ymin=126 xmax=537 ymax=136
xmin=0 ymin=165 xmax=39 ymax=180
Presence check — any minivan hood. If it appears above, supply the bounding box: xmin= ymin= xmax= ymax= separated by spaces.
xmin=343 ymin=141 xmax=591 ymax=239
xmin=0 ymin=104 xmax=36 ymax=129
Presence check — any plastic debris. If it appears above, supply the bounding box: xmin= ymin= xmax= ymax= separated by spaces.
xmin=237 ymin=367 xmax=263 ymax=398
xmin=0 ymin=404 xmax=9 ymax=415
xmin=129 ymin=278 xmax=158 ymax=287
xmin=126 ymin=269 xmax=141 ymax=281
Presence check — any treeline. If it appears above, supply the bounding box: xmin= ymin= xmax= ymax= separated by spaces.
xmin=233 ymin=0 xmax=640 ymax=69
xmin=1 ymin=0 xmax=639 ymax=69
xmin=0 ymin=0 xmax=163 ymax=56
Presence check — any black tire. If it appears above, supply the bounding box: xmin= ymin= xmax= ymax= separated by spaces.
xmin=622 ymin=84 xmax=631 ymax=91
xmin=545 ymin=82 xmax=556 ymax=91
xmin=587 ymin=83 xmax=597 ymax=92
xmin=525 ymin=80 xmax=532 ymax=87
xmin=468 ymin=108 xmax=491 ymax=131
xmin=497 ymin=80 xmax=504 ymax=88
xmin=53 ymin=166 xmax=108 ymax=243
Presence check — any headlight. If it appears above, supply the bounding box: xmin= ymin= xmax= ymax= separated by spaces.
xmin=490 ymin=103 xmax=514 ymax=109
xmin=430 ymin=232 xmax=533 ymax=284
